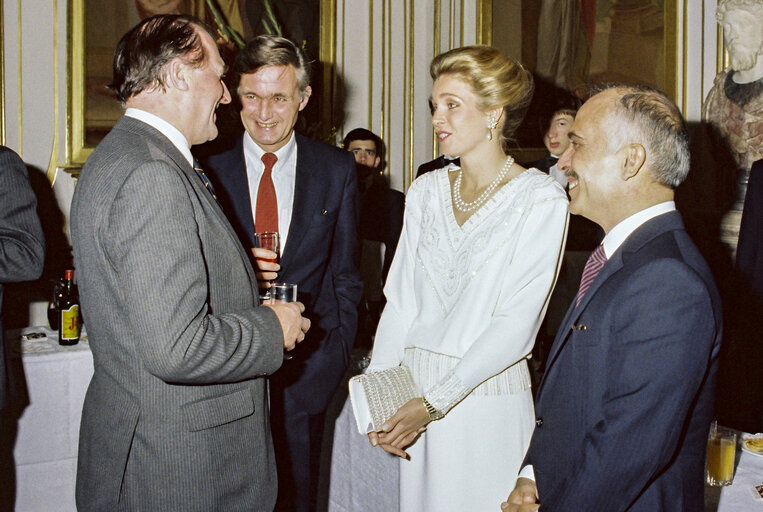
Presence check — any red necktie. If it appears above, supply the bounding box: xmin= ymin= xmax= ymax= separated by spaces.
xmin=575 ymin=245 xmax=606 ymax=307
xmin=255 ymin=152 xmax=278 ymax=234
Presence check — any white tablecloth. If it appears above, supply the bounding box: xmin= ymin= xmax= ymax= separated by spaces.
xmin=5 ymin=327 xmax=93 ymax=512
xmin=327 ymin=355 xmax=400 ymax=512
xmin=718 ymin=443 xmax=763 ymax=511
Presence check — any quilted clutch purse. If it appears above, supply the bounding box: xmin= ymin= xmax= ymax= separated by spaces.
xmin=348 ymin=365 xmax=420 ymax=434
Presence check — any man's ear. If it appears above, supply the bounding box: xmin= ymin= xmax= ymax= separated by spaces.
xmin=374 ymin=156 xmax=381 ymax=169
xmin=166 ymin=58 xmax=189 ymax=91
xmin=622 ymin=143 xmax=646 ymax=181
xmin=298 ymin=85 xmax=312 ymax=111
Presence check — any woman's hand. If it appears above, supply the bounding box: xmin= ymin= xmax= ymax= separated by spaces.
xmin=366 ymin=397 xmax=432 ymax=458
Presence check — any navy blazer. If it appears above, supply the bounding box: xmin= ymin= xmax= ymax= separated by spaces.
xmin=204 ymin=132 xmax=363 ymax=413
xmin=738 ymin=159 xmax=763 ymax=302
xmin=526 ymin=210 xmax=722 ymax=511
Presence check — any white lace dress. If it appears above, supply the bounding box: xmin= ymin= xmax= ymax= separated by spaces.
xmin=367 ymin=167 xmax=568 ymax=512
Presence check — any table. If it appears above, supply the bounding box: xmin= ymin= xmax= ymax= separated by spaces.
xmin=3 ymin=327 xmax=93 ymax=512
xmin=326 ymin=352 xmax=400 ymax=512
xmin=716 ymin=439 xmax=763 ymax=511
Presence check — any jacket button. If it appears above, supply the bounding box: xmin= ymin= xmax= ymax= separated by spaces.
xmin=535 ymin=418 xmax=544 ymax=428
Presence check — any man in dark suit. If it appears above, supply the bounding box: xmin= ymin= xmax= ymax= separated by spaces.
xmin=0 ymin=146 xmax=44 ymax=510
xmin=0 ymin=146 xmax=44 ymax=412
xmin=503 ymin=85 xmax=722 ymax=511
xmin=71 ymin=16 xmax=309 ymax=511
xmin=342 ymin=128 xmax=403 ymax=347
xmin=204 ymin=35 xmax=363 ymax=512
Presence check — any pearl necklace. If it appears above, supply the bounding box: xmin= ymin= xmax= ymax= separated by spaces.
xmin=452 ymin=155 xmax=515 ymax=212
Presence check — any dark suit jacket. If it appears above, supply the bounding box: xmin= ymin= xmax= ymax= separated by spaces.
xmin=525 ymin=210 xmax=722 ymax=511
xmin=205 ymin=132 xmax=363 ymax=414
xmin=359 ymin=177 xmax=404 ymax=282
xmin=738 ymin=159 xmax=763 ymax=302
xmin=0 ymin=147 xmax=44 ymax=410
xmin=416 ymin=155 xmax=459 ymax=178
xmin=528 ymin=154 xmax=558 ymax=175
xmin=71 ymin=117 xmax=283 ymax=511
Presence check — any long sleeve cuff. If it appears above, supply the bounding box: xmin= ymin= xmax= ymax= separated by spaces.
xmin=424 ymin=369 xmax=471 ymax=415
xmin=518 ymin=465 xmax=535 ymax=481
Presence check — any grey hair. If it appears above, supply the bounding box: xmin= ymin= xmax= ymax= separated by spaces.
xmin=591 ymin=83 xmax=690 ymax=189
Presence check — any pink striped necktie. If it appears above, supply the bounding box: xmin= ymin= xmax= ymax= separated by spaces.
xmin=575 ymin=245 xmax=607 ymax=307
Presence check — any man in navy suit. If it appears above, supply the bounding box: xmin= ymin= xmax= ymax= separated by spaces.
xmin=204 ymin=35 xmax=362 ymax=512
xmin=502 ymin=85 xmax=722 ymax=511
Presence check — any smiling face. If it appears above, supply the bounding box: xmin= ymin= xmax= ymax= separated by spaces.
xmin=238 ymin=65 xmax=311 ymax=152
xmin=557 ymin=91 xmax=628 ymax=233
xmin=544 ymin=112 xmax=574 ymax=157
xmin=430 ymin=73 xmax=495 ymax=158
xmin=184 ymin=29 xmax=231 ymax=145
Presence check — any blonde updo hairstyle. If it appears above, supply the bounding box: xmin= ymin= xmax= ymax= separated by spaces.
xmin=430 ymin=45 xmax=534 ymax=154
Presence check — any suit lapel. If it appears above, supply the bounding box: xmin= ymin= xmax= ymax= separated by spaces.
xmin=124 ymin=118 xmax=257 ymax=286
xmin=226 ymin=136 xmax=258 ymax=248
xmin=280 ymin=134 xmax=321 ymax=268
xmin=538 ymin=211 xmax=684 ymax=398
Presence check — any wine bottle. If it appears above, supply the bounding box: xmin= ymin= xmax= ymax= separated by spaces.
xmin=58 ymin=269 xmax=81 ymax=346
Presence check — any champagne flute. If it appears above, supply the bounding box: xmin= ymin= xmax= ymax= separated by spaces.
xmin=269 ymin=282 xmax=298 ymax=360
xmin=254 ymin=231 xmax=280 ymax=299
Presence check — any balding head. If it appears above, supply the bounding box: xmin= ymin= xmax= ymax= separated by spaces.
xmin=594 ymin=84 xmax=690 ymax=188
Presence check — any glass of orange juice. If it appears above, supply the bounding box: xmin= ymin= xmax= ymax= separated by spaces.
xmin=706 ymin=421 xmax=737 ymax=486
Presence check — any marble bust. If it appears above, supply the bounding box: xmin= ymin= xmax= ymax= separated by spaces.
xmin=703 ymin=0 xmax=763 ymax=173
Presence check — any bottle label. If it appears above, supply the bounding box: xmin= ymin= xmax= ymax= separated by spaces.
xmin=60 ymin=305 xmax=80 ymax=340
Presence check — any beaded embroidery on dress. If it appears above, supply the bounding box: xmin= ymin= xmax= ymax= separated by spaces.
xmin=415 ymin=168 xmax=544 ymax=316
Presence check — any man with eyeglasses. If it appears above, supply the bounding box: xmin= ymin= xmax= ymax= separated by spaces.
xmin=342 ymin=128 xmax=404 ymax=347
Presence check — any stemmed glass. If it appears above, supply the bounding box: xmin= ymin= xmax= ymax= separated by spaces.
xmin=255 ymin=231 xmax=280 ymax=299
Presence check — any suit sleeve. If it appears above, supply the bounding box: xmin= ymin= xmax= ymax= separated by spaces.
xmin=106 ymin=161 xmax=283 ymax=384
xmin=546 ymin=259 xmax=718 ymax=510
xmin=0 ymin=147 xmax=45 ymax=283
xmin=329 ymin=155 xmax=363 ymax=357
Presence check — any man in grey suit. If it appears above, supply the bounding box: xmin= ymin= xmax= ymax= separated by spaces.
xmin=70 ymin=15 xmax=310 ymax=511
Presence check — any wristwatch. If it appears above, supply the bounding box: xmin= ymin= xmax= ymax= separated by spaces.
xmin=422 ymin=397 xmax=444 ymax=421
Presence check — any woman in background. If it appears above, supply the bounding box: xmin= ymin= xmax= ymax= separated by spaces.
xmin=365 ymin=46 xmax=568 ymax=511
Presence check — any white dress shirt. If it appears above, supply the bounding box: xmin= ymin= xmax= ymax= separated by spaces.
xmin=548 ymin=157 xmax=568 ymax=189
xmin=518 ymin=200 xmax=677 ymax=483
xmin=124 ymin=108 xmax=193 ymax=168
xmin=243 ymin=131 xmax=297 ymax=253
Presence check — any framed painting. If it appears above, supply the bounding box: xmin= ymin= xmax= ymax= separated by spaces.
xmin=67 ymin=0 xmax=334 ymax=171
xmin=478 ymin=0 xmax=679 ymax=161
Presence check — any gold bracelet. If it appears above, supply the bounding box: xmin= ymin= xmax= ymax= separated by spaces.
xmin=422 ymin=397 xmax=444 ymax=421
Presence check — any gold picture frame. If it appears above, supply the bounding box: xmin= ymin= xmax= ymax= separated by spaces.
xmin=66 ymin=0 xmax=336 ymax=174
xmin=476 ymin=0 xmax=681 ymax=161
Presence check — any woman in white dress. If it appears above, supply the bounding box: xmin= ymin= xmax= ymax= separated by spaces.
xmin=365 ymin=46 xmax=569 ymax=511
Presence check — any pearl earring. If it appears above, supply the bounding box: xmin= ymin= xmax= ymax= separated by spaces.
xmin=486 ymin=115 xmax=498 ymax=141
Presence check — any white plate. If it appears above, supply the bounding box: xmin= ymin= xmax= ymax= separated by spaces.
xmin=741 ymin=433 xmax=763 ymax=457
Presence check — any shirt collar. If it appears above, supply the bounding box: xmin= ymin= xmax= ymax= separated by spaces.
xmin=601 ymin=201 xmax=676 ymax=258
xmin=243 ymin=130 xmax=297 ymax=170
xmin=124 ymin=108 xmax=193 ymax=167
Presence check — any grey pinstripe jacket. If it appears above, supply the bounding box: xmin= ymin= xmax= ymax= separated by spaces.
xmin=71 ymin=116 xmax=283 ymax=511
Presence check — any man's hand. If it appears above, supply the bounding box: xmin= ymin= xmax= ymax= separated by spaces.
xmin=264 ymin=300 xmax=310 ymax=352
xmin=251 ymin=247 xmax=280 ymax=289
xmin=501 ymin=477 xmax=539 ymax=511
